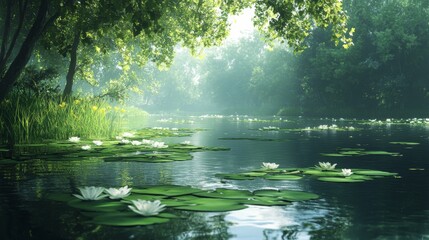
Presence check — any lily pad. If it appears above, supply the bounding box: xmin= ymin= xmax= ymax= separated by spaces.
xmin=303 ymin=169 xmax=343 ymax=177
xmin=132 ymin=185 xmax=203 ymax=197
xmin=253 ymin=189 xmax=319 ymax=201
xmin=317 ymin=177 xmax=365 ymax=183
xmin=263 ymin=175 xmax=302 ymax=181
xmin=389 ymin=142 xmax=420 ymax=145
xmin=214 ymin=173 xmax=255 ymax=180
xmin=239 ymin=196 xmax=291 ymax=206
xmin=353 ymin=170 xmax=398 ymax=176
xmin=174 ymin=198 xmax=247 ymax=212
xmin=193 ymin=188 xmax=253 ymax=199
xmin=68 ymin=199 xmax=125 ymax=212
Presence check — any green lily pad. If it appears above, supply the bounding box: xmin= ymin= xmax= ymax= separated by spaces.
xmin=320 ymin=153 xmax=348 ymax=157
xmin=239 ymin=196 xmax=291 ymax=206
xmin=122 ymin=194 xmax=166 ymax=202
xmin=317 ymin=177 xmax=365 ymax=183
xmin=263 ymin=175 xmax=302 ymax=180
xmin=389 ymin=142 xmax=420 ymax=145
xmin=132 ymin=185 xmax=203 ymax=197
xmin=361 ymin=151 xmax=401 ymax=156
xmin=68 ymin=199 xmax=125 ymax=212
xmin=214 ymin=173 xmax=255 ymax=180
xmin=174 ymin=198 xmax=247 ymax=212
xmin=253 ymin=189 xmax=319 ymax=201
xmin=303 ymin=169 xmax=343 ymax=177
xmin=193 ymin=188 xmax=253 ymax=199
xmin=241 ymin=172 xmax=268 ymax=177
xmin=354 ymin=170 xmax=398 ymax=176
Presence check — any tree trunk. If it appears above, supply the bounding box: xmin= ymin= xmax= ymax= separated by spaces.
xmin=63 ymin=29 xmax=80 ymax=97
xmin=0 ymin=0 xmax=49 ymax=103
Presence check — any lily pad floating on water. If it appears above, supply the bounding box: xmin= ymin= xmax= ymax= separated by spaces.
xmin=132 ymin=185 xmax=204 ymax=197
xmin=253 ymin=189 xmax=319 ymax=201
xmin=317 ymin=177 xmax=365 ymax=183
xmin=48 ymin=183 xmax=322 ymax=227
xmin=263 ymin=174 xmax=302 ymax=181
xmin=216 ymin=164 xmax=397 ymax=183
xmin=321 ymin=148 xmax=402 ymax=157
xmin=174 ymin=198 xmax=248 ymax=212
xmin=389 ymin=142 xmax=420 ymax=145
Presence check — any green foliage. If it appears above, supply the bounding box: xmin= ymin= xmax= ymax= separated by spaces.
xmin=0 ymin=94 xmax=121 ymax=144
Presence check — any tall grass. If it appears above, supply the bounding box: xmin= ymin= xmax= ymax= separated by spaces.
xmin=0 ymin=94 xmax=123 ymax=144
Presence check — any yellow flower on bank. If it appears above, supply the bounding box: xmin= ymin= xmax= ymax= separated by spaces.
xmin=74 ymin=99 xmax=81 ymax=105
xmin=92 ymin=106 xmax=98 ymax=111
xmin=59 ymin=102 xmax=66 ymax=108
xmin=120 ymin=108 xmax=126 ymax=113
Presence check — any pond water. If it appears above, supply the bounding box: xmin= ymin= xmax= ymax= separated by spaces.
xmin=1 ymin=116 xmax=428 ymax=240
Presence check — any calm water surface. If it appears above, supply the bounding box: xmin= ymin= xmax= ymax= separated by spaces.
xmin=1 ymin=116 xmax=428 ymax=240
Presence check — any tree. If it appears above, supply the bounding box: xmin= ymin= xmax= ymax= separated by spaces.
xmin=1 ymin=0 xmax=354 ymax=103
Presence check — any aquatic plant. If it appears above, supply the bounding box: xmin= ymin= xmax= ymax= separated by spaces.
xmin=0 ymin=94 xmax=121 ymax=144
xmin=181 ymin=140 xmax=191 ymax=145
xmin=151 ymin=141 xmax=168 ymax=148
xmin=315 ymin=162 xmax=337 ymax=170
xmin=81 ymin=145 xmax=91 ymax=150
xmin=68 ymin=136 xmax=80 ymax=143
xmin=122 ymin=132 xmax=134 ymax=138
xmin=262 ymin=162 xmax=279 ymax=170
xmin=73 ymin=186 xmax=107 ymax=200
xmin=128 ymin=200 xmax=166 ymax=216
xmin=92 ymin=140 xmax=103 ymax=146
xmin=104 ymin=186 xmax=132 ymax=199
xmin=131 ymin=140 xmax=142 ymax=146
xmin=341 ymin=169 xmax=353 ymax=177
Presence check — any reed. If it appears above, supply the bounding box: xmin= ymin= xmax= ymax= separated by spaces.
xmin=0 ymin=94 xmax=122 ymax=144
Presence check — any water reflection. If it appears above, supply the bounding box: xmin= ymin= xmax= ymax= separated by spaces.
xmin=1 ymin=116 xmax=428 ymax=239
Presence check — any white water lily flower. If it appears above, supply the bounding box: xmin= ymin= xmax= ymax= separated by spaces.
xmin=151 ymin=141 xmax=168 ymax=148
xmin=81 ymin=145 xmax=91 ymax=150
xmin=104 ymin=186 xmax=132 ymax=199
xmin=128 ymin=200 xmax=166 ymax=216
xmin=342 ymin=169 xmax=353 ymax=177
xmin=68 ymin=136 xmax=80 ymax=143
xmin=120 ymin=139 xmax=130 ymax=144
xmin=316 ymin=162 xmax=337 ymax=170
xmin=171 ymin=128 xmax=179 ymax=131
xmin=93 ymin=140 xmax=103 ymax=146
xmin=262 ymin=162 xmax=279 ymax=170
xmin=73 ymin=186 xmax=107 ymax=200
xmin=131 ymin=140 xmax=142 ymax=146
xmin=115 ymin=136 xmax=123 ymax=140
xmin=122 ymin=132 xmax=134 ymax=138
xmin=142 ymin=139 xmax=154 ymax=145
xmin=181 ymin=141 xmax=191 ymax=145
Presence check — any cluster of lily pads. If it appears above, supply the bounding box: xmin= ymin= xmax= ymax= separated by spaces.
xmin=8 ymin=128 xmax=228 ymax=163
xmin=320 ymin=147 xmax=402 ymax=157
xmin=48 ymin=184 xmax=319 ymax=226
xmin=215 ymin=162 xmax=398 ymax=183
xmin=256 ymin=125 xmax=359 ymax=132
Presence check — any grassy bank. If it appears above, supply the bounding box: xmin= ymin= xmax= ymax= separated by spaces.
xmin=0 ymin=94 xmax=124 ymax=144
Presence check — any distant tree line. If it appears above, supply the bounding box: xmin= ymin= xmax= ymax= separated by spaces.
xmin=144 ymin=0 xmax=429 ymax=117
